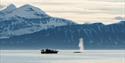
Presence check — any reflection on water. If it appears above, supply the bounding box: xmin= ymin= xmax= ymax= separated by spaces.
xmin=0 ymin=50 xmax=125 ymax=63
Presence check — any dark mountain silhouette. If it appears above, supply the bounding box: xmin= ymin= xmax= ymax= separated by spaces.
xmin=0 ymin=21 xmax=125 ymax=50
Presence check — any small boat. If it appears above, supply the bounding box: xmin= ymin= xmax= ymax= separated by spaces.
xmin=41 ymin=49 xmax=58 ymax=54
xmin=74 ymin=52 xmax=83 ymax=53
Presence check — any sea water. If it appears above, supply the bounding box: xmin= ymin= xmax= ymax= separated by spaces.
xmin=0 ymin=50 xmax=125 ymax=63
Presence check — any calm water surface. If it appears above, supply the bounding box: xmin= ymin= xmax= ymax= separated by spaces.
xmin=0 ymin=50 xmax=125 ymax=63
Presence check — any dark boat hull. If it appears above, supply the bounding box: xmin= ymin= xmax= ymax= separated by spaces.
xmin=41 ymin=51 xmax=58 ymax=54
xmin=74 ymin=51 xmax=83 ymax=53
xmin=41 ymin=49 xmax=58 ymax=54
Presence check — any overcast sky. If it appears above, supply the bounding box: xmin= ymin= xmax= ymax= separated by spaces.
xmin=0 ymin=0 xmax=125 ymax=24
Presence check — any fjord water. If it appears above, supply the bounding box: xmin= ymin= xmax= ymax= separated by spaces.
xmin=0 ymin=50 xmax=125 ymax=63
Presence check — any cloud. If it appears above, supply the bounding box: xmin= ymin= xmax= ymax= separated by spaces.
xmin=115 ymin=16 xmax=125 ymax=20
xmin=32 ymin=2 xmax=74 ymax=5
xmin=88 ymin=0 xmax=125 ymax=2
xmin=45 ymin=10 xmax=104 ymax=14
xmin=0 ymin=5 xmax=3 ymax=8
xmin=0 ymin=5 xmax=5 ymax=10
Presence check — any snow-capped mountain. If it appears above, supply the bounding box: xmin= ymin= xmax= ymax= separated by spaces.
xmin=0 ymin=4 xmax=75 ymax=38
xmin=0 ymin=4 xmax=48 ymax=19
xmin=0 ymin=4 xmax=125 ymax=50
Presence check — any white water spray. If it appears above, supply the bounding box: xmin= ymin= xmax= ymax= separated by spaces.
xmin=78 ymin=38 xmax=84 ymax=52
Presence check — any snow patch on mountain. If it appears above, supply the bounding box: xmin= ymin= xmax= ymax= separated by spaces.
xmin=0 ymin=4 xmax=48 ymax=20
xmin=0 ymin=4 xmax=16 ymax=14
